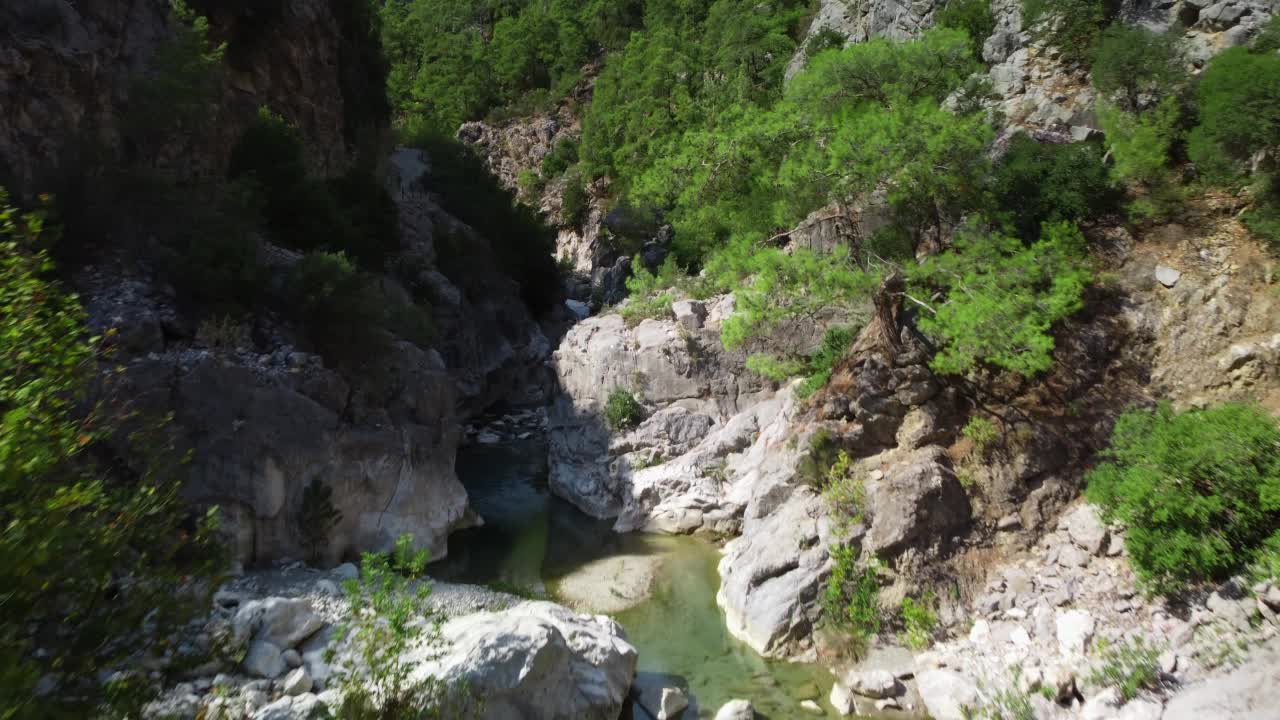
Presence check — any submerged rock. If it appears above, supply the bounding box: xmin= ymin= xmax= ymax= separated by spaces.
xmin=554 ymin=554 xmax=664 ymax=614
xmin=714 ymin=699 xmax=755 ymax=720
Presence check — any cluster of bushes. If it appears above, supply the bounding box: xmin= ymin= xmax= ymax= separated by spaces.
xmin=1 ymin=190 xmax=223 ymax=718
xmin=286 ymin=251 xmax=433 ymax=369
xmin=229 ymin=108 xmax=400 ymax=269
xmin=746 ymin=325 xmax=859 ymax=399
xmin=403 ymin=132 xmax=561 ymax=314
xmin=127 ymin=0 xmax=225 ymax=142
xmin=604 ymin=388 xmax=646 ymax=431
xmin=378 ymin=0 xmax=653 ymax=134
xmin=1086 ymin=18 xmax=1280 ymax=242
xmin=1087 ymin=402 xmax=1280 ymax=595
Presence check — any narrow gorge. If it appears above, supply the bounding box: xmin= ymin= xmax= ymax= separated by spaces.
xmin=2 ymin=1 xmax=1280 ymax=720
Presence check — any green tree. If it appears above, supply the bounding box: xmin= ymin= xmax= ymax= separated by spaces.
xmin=1087 ymin=403 xmax=1280 ymax=595
xmin=1190 ymin=47 xmax=1280 ymax=167
xmin=1022 ymin=0 xmax=1109 ymax=65
xmin=936 ymin=0 xmax=996 ymax=60
xmin=990 ymin=135 xmax=1117 ymax=240
xmin=1 ymin=190 xmax=221 ymax=719
xmin=908 ymin=222 xmax=1093 ymax=377
xmin=128 ymin=0 xmax=226 ymax=136
xmin=328 ymin=534 xmax=478 ymax=718
xmin=286 ymin=251 xmax=389 ymax=367
xmin=1098 ymin=96 xmax=1183 ymax=185
xmin=1091 ymin=24 xmax=1184 ymax=113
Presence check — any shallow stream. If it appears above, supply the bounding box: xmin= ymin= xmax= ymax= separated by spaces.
xmin=432 ymin=437 xmax=839 ymax=719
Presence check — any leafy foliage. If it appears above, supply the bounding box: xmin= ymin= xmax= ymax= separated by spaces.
xmin=1086 ymin=403 xmax=1280 ymax=595
xmin=822 ymin=549 xmax=881 ymax=639
xmin=1194 ymin=46 xmax=1280 ymax=162
xmin=990 ymin=135 xmax=1117 ymax=240
xmin=1089 ymin=636 xmax=1161 ymax=702
xmin=580 ymin=0 xmax=812 ymax=187
xmin=1099 ymin=96 xmax=1184 ymax=187
xmin=228 ymin=108 xmax=401 ymax=269
xmin=909 ymin=222 xmax=1093 ymax=377
xmin=128 ymin=0 xmax=226 ymax=137
xmin=1189 ymin=43 xmax=1280 ymax=248
xmin=628 ymin=28 xmax=987 ymax=266
xmin=1091 ymin=24 xmax=1184 ymax=113
xmin=798 ymin=429 xmax=842 ymax=488
xmin=962 ymin=416 xmax=1000 ymax=455
xmin=936 ymin=0 xmax=996 ymax=61
xmin=286 ymin=251 xmax=431 ymax=369
xmin=822 ymin=449 xmax=866 ymax=536
xmin=327 ymin=534 xmax=478 ymax=719
xmin=405 ymin=133 xmax=561 ymax=313
xmin=541 ymin=137 xmax=580 ymax=177
xmin=899 ymin=592 xmax=939 ymax=651
xmin=604 ymin=388 xmax=645 ymax=431
xmin=720 ymin=246 xmax=877 ymax=354
xmin=1 ymin=190 xmax=221 ymax=719
xmin=1022 ymin=0 xmax=1109 ymax=65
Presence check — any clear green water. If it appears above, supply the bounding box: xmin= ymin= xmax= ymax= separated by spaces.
xmin=433 ymin=438 xmax=838 ymax=719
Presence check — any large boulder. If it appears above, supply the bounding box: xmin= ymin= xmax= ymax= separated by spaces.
xmin=1162 ymin=638 xmax=1280 ymax=720
xmin=916 ymin=669 xmax=979 ymax=720
xmin=115 ymin=343 xmax=468 ymax=565
xmin=862 ymin=447 xmax=971 ymax=556
xmin=410 ymin=601 xmax=639 ymax=720
xmin=548 ymin=306 xmax=772 ymax=519
xmin=717 ymin=489 xmax=833 ymax=658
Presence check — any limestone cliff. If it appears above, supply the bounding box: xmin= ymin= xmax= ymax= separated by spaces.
xmin=0 ymin=1 xmax=557 ymax=566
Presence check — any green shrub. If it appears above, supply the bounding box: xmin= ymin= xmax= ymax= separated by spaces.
xmin=560 ymin=168 xmax=589 ymax=226
xmin=1192 ymin=47 xmax=1280 ymax=164
xmin=323 ymin=168 xmax=402 ymax=269
xmin=286 ymin=252 xmax=389 ymax=367
xmin=908 ymin=222 xmax=1092 ymax=377
xmin=745 ymin=325 xmax=858 ymax=399
xmin=936 ymin=0 xmax=996 ymax=61
xmin=1091 ymin=25 xmax=1184 ymax=113
xmin=990 ymin=135 xmax=1118 ymax=240
xmin=517 ymin=168 xmax=545 ymax=199
xmin=1254 ymin=15 xmax=1280 ymax=53
xmin=604 ymin=388 xmax=645 ymax=431
xmin=165 ymin=187 xmax=268 ymax=317
xmin=1249 ymin=531 xmax=1280 ymax=584
xmin=1086 ymin=402 xmax=1280 ymax=595
xmin=406 ymin=133 xmax=561 ymax=314
xmin=1089 ymin=636 xmax=1161 ymax=702
xmin=127 ymin=0 xmax=225 ymax=136
xmin=1022 ymin=0 xmax=1108 ymax=65
xmin=822 ymin=548 xmax=881 ymax=639
xmin=746 ymin=354 xmax=808 ymax=382
xmin=823 ymin=450 xmax=866 ymax=535
xmin=805 ymin=27 xmax=847 ymax=62
xmin=1 ymin=190 xmax=222 ymax=719
xmin=900 ymin=592 xmax=939 ymax=651
xmin=328 ymin=534 xmax=479 ymax=718
xmin=798 ymin=429 xmax=842 ymax=487
xmin=541 ymin=138 xmax=580 ymax=177
xmin=962 ymin=416 xmax=1000 ymax=455
xmin=1098 ymin=97 xmax=1183 ymax=186
xmin=229 ymin=110 xmax=400 ymax=268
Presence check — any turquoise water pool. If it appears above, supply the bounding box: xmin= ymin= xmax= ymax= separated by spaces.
xmin=433 ymin=438 xmax=839 ymax=718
